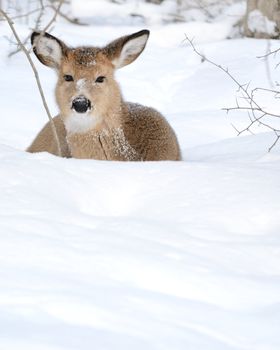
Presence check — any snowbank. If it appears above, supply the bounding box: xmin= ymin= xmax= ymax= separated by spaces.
xmin=0 ymin=3 xmax=280 ymax=349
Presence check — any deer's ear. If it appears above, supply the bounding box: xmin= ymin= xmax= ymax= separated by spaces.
xmin=31 ymin=32 xmax=67 ymax=69
xmin=103 ymin=30 xmax=150 ymax=69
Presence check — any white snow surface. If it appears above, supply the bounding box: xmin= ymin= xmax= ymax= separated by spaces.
xmin=1 ymin=4 xmax=280 ymax=350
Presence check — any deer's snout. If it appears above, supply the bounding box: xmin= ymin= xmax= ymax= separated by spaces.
xmin=72 ymin=96 xmax=91 ymax=113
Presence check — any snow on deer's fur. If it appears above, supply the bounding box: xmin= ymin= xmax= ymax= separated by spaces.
xmin=27 ymin=30 xmax=181 ymax=161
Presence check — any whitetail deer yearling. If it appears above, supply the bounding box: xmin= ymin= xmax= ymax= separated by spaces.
xmin=27 ymin=30 xmax=181 ymax=161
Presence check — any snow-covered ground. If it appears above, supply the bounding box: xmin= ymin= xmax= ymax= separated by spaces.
xmin=1 ymin=1 xmax=280 ymax=349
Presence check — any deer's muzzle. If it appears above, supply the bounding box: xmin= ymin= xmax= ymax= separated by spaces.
xmin=72 ymin=96 xmax=91 ymax=113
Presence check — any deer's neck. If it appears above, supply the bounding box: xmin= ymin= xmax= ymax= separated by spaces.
xmin=64 ymin=102 xmax=136 ymax=160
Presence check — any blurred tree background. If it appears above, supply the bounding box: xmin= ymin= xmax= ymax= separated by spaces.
xmin=1 ymin=0 xmax=280 ymax=39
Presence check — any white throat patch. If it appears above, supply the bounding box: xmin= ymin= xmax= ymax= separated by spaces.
xmin=64 ymin=112 xmax=102 ymax=134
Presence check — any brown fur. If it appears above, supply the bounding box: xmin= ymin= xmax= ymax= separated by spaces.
xmin=27 ymin=115 xmax=70 ymax=157
xmin=27 ymin=31 xmax=181 ymax=161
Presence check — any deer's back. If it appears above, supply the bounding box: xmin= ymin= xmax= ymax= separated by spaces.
xmin=123 ymin=103 xmax=181 ymax=161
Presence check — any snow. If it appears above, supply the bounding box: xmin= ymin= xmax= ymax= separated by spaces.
xmin=1 ymin=1 xmax=280 ymax=349
xmin=248 ymin=9 xmax=277 ymax=37
xmin=111 ymin=127 xmax=138 ymax=160
xmin=76 ymin=78 xmax=87 ymax=90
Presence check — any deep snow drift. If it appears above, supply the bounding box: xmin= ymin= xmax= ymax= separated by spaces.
xmin=0 ymin=2 xmax=280 ymax=349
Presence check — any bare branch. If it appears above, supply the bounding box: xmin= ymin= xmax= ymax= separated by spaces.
xmin=8 ymin=33 xmax=31 ymax=57
xmin=184 ymin=35 xmax=280 ymax=151
xmin=257 ymin=47 xmax=280 ymax=59
xmin=43 ymin=0 xmax=64 ymax=33
xmin=269 ymin=132 xmax=280 ymax=152
xmin=49 ymin=4 xmax=87 ymax=26
xmin=0 ymin=9 xmax=62 ymax=157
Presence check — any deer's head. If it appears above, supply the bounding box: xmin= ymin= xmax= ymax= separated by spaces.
xmin=31 ymin=30 xmax=149 ymax=133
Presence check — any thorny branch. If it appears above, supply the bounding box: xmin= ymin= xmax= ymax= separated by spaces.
xmin=184 ymin=35 xmax=280 ymax=151
xmin=0 ymin=8 xmax=62 ymax=156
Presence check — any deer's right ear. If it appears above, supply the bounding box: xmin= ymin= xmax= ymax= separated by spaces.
xmin=104 ymin=30 xmax=150 ymax=69
xmin=31 ymin=32 xmax=67 ymax=69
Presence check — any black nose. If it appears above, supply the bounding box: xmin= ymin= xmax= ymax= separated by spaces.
xmin=72 ymin=96 xmax=91 ymax=113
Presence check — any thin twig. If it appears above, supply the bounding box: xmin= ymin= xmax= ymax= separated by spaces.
xmin=5 ymin=7 xmax=49 ymax=21
xmin=223 ymin=106 xmax=280 ymax=118
xmin=49 ymin=4 xmax=87 ymax=26
xmin=184 ymin=34 xmax=280 ymax=151
xmin=0 ymin=9 xmax=62 ymax=156
xmin=8 ymin=33 xmax=31 ymax=57
xmin=257 ymin=47 xmax=280 ymax=59
xmin=269 ymin=132 xmax=280 ymax=152
xmin=43 ymin=0 xmax=64 ymax=33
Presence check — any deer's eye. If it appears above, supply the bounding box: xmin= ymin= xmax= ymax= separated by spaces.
xmin=95 ymin=76 xmax=105 ymax=83
xmin=64 ymin=75 xmax=74 ymax=82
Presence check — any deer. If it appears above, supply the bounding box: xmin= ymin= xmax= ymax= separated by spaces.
xmin=27 ymin=30 xmax=181 ymax=161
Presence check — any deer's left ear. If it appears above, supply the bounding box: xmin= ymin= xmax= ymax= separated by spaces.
xmin=103 ymin=30 xmax=150 ymax=69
